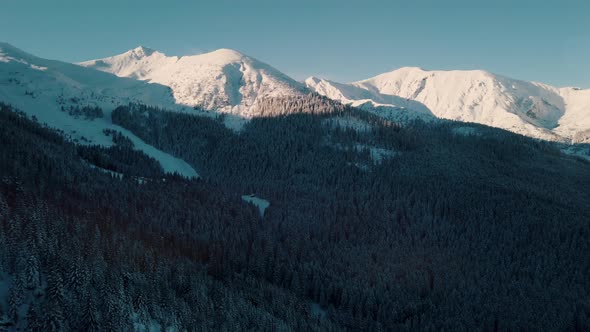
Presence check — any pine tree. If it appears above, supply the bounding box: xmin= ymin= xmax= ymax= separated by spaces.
xmin=7 ymin=277 xmax=23 ymax=325
xmin=43 ymin=264 xmax=65 ymax=332
xmin=80 ymin=296 xmax=100 ymax=332
xmin=26 ymin=302 xmax=44 ymax=332
xmin=25 ymin=255 xmax=40 ymax=290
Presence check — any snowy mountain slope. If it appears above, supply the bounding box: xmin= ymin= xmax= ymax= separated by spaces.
xmin=0 ymin=42 xmax=197 ymax=177
xmin=555 ymin=87 xmax=590 ymax=142
xmin=307 ymin=67 xmax=590 ymax=142
xmin=79 ymin=47 xmax=308 ymax=118
xmin=305 ymin=76 xmax=436 ymax=123
xmin=4 ymin=41 xmax=588 ymax=144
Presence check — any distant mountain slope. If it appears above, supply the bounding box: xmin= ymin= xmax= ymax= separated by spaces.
xmin=0 ymin=42 xmax=197 ymax=177
xmin=307 ymin=67 xmax=590 ymax=142
xmin=305 ymin=76 xmax=436 ymax=123
xmin=79 ymin=47 xmax=307 ymax=117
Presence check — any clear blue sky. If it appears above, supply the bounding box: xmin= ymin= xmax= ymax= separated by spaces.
xmin=1 ymin=0 xmax=589 ymax=87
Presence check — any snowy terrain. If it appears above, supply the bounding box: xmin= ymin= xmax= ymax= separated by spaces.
xmin=2 ymin=41 xmax=589 ymax=149
xmin=306 ymin=76 xmax=436 ymax=123
xmin=241 ymin=195 xmax=270 ymax=217
xmin=79 ymin=47 xmax=307 ymax=118
xmin=307 ymin=67 xmax=590 ymax=142
xmin=0 ymin=43 xmax=197 ymax=178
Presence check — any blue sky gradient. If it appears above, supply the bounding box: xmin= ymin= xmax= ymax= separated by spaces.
xmin=1 ymin=0 xmax=589 ymax=87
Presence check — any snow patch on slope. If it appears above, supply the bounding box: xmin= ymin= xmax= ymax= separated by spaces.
xmin=242 ymin=195 xmax=270 ymax=217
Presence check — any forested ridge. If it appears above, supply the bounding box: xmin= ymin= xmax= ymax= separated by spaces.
xmin=1 ymin=97 xmax=590 ymax=331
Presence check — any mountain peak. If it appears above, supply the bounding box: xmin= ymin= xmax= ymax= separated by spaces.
xmin=201 ymin=48 xmax=247 ymax=62
xmin=127 ymin=46 xmax=157 ymax=58
xmin=211 ymin=48 xmax=244 ymax=56
xmin=389 ymin=66 xmax=495 ymax=78
xmin=395 ymin=66 xmax=426 ymax=72
xmin=305 ymin=76 xmax=321 ymax=84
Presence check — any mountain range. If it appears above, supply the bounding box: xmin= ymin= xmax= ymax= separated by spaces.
xmin=2 ymin=42 xmax=589 ymax=145
xmin=80 ymin=46 xmax=590 ymax=143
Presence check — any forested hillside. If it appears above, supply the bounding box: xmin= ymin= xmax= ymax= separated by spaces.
xmin=1 ymin=98 xmax=590 ymax=331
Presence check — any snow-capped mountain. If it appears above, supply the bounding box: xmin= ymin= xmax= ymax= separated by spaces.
xmin=307 ymin=67 xmax=590 ymax=142
xmin=79 ymin=47 xmax=307 ymax=118
xmin=0 ymin=42 xmax=197 ymax=177
xmin=2 ymin=42 xmax=589 ymax=144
